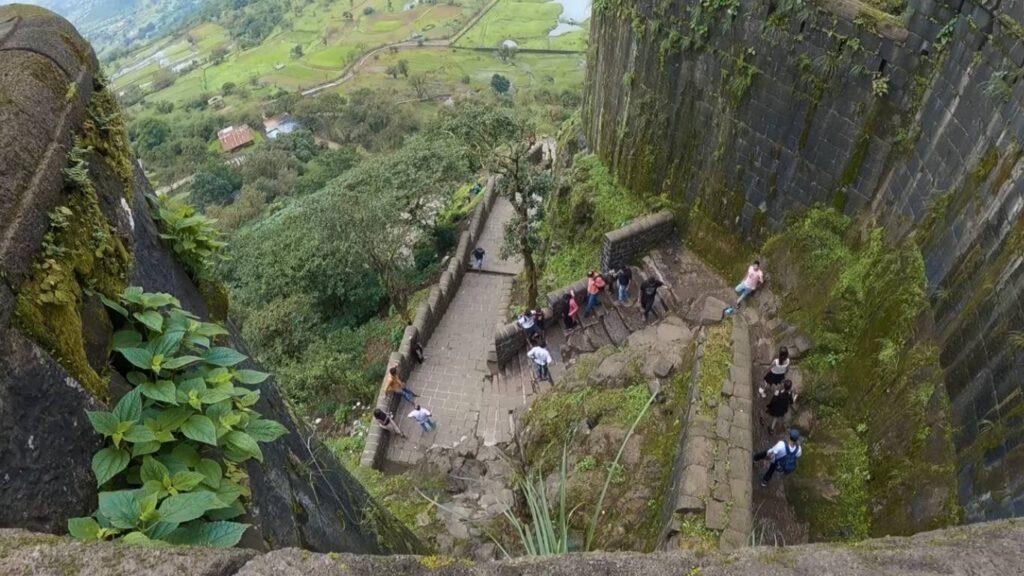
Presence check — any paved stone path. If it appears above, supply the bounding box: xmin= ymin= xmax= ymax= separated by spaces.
xmin=385 ymin=197 xmax=522 ymax=467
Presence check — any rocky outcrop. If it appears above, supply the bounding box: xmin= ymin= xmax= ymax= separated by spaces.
xmin=585 ymin=0 xmax=1024 ymax=522
xmin=0 ymin=5 xmax=418 ymax=554
xmin=3 ymin=519 xmax=1024 ymax=575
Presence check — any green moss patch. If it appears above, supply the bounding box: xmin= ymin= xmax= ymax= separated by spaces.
xmin=12 ymin=144 xmax=131 ymax=399
xmin=696 ymin=322 xmax=732 ymax=416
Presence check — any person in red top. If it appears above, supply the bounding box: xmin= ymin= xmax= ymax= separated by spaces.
xmin=584 ymin=271 xmax=606 ymax=317
xmin=562 ymin=291 xmax=579 ymax=330
xmin=735 ymin=260 xmax=764 ymax=307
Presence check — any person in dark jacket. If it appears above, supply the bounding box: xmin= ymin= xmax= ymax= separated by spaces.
xmin=765 ymin=379 xmax=796 ymax=432
xmin=615 ymin=267 xmax=633 ymax=303
xmin=639 ymin=276 xmax=664 ymax=321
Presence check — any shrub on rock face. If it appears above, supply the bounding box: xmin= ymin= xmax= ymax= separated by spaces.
xmin=67 ymin=287 xmax=287 ymax=547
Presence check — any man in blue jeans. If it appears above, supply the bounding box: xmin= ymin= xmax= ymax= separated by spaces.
xmin=584 ymin=271 xmax=606 ymax=317
xmin=615 ymin=266 xmax=632 ymax=303
xmin=408 ymin=405 xmax=436 ymax=432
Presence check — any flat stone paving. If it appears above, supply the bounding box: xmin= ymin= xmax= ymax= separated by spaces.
xmin=473 ymin=197 xmax=521 ymax=276
xmin=385 ymin=196 xmax=522 ymax=466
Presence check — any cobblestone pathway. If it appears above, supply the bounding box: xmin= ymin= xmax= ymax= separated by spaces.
xmin=384 ymin=197 xmax=522 ymax=466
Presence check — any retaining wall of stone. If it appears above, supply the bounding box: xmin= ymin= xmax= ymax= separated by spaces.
xmin=360 ymin=179 xmax=498 ymax=469
xmin=5 ymin=520 xmax=1024 ymax=575
xmin=493 ymin=210 xmax=675 ymax=367
xmin=600 ymin=210 xmax=677 ymax=271
xmin=660 ymin=315 xmax=753 ymax=551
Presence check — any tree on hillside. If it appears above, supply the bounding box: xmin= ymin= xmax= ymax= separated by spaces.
xmin=291 ymin=44 xmax=304 ymax=59
xmin=129 ymin=116 xmax=171 ymax=152
xmin=189 ymin=162 xmax=242 ymax=209
xmin=408 ymin=74 xmax=429 ymax=98
xmin=397 ymin=59 xmax=410 ymax=78
xmin=152 ymin=69 xmax=177 ymax=91
xmin=491 ymin=73 xmax=511 ymax=95
xmin=437 ymin=104 xmax=547 ymax=306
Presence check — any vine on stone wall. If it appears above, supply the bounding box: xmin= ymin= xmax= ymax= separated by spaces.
xmin=67 ymin=288 xmax=288 ymax=547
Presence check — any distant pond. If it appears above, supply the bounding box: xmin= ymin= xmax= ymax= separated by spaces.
xmin=548 ymin=0 xmax=591 ymax=37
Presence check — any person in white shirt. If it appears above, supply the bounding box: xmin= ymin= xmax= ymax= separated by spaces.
xmin=753 ymin=429 xmax=803 ymax=487
xmin=735 ymin=259 xmax=765 ymax=307
xmin=407 ymin=405 xmax=436 ymax=432
xmin=526 ymin=342 xmax=552 ymax=382
xmin=760 ymin=346 xmax=790 ymax=398
xmin=517 ymin=310 xmax=539 ymax=340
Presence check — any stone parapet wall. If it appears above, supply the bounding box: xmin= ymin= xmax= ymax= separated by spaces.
xmin=360 ymin=179 xmax=498 ymax=469
xmin=601 ymin=211 xmax=676 ymax=271
xmin=659 ymin=316 xmax=753 ymax=551
xmin=4 ymin=520 xmax=1024 ymax=575
xmin=585 ymin=0 xmax=1024 ymax=520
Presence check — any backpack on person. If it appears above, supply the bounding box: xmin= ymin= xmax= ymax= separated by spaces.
xmin=778 ymin=443 xmax=799 ymax=474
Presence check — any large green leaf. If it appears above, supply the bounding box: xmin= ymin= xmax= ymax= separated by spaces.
xmin=163 ymin=521 xmax=249 ymax=548
xmin=195 ymin=322 xmax=229 ymax=338
xmin=140 ymin=292 xmax=179 ymax=309
xmin=156 ymin=491 xmax=226 ymax=524
xmin=202 ymin=347 xmax=247 ymax=367
xmin=131 ymin=441 xmax=161 ymax=458
xmin=224 ymin=431 xmax=263 ymax=462
xmin=245 ymin=419 xmax=288 ymax=443
xmin=140 ymin=380 xmax=177 ymax=404
xmin=134 ymin=310 xmax=164 ymax=333
xmin=99 ymin=294 xmax=129 ymax=317
xmin=171 ymin=471 xmax=207 ymax=492
xmin=123 ymin=424 xmax=157 ymax=443
xmin=163 ymin=355 xmax=202 ymax=370
xmin=112 ymin=329 xmax=143 ymax=348
xmin=140 ymin=456 xmax=169 ymax=484
xmin=199 ymin=388 xmax=234 ymax=405
xmin=121 ymin=286 xmax=144 ymax=305
xmin=195 ymin=459 xmax=222 ymax=489
xmin=150 ymin=329 xmax=184 ymax=357
xmin=180 ymin=415 xmax=217 ymax=446
xmin=233 ymin=369 xmax=269 ymax=384
xmin=112 ymin=387 xmax=143 ymax=423
xmin=154 ymin=407 xmax=193 ymax=432
xmin=118 ymin=348 xmax=154 ymax=371
xmin=98 ymin=490 xmax=141 ymax=530
xmin=67 ymin=517 xmax=100 ymax=541
xmin=92 ymin=447 xmax=130 ymax=486
xmin=120 ymin=531 xmax=157 ymax=546
xmin=86 ymin=411 xmax=119 ymax=436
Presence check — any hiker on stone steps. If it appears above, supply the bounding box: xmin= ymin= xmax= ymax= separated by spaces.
xmin=639 ymin=276 xmax=664 ymax=322
xmin=385 ymin=367 xmax=419 ymax=404
xmin=760 ymin=346 xmax=790 ymax=398
xmin=753 ymin=429 xmax=802 ymax=487
xmin=584 ymin=271 xmax=606 ymax=317
xmin=527 ymin=340 xmax=553 ymax=383
xmin=734 ymin=259 xmax=764 ymax=307
xmin=614 ymin=266 xmax=633 ymax=304
xmin=562 ymin=292 xmax=579 ymax=331
xmin=373 ymin=408 xmax=406 ymax=438
xmin=472 ymin=247 xmax=486 ymax=270
xmin=765 ymin=379 xmax=797 ymax=433
xmin=517 ymin=309 xmax=540 ymax=340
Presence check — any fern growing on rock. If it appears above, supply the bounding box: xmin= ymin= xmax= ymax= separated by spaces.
xmin=67 ymin=287 xmax=287 ymax=547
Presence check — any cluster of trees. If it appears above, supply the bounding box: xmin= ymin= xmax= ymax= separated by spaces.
xmin=283 ymin=89 xmax=418 ymax=151
xmin=198 ymin=0 xmax=290 ymax=48
xmin=219 ymin=117 xmax=479 ymax=416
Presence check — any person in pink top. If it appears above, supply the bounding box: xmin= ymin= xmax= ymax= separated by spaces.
xmin=735 ymin=260 xmax=764 ymax=306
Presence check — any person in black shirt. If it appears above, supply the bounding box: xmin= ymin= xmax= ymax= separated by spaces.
xmin=616 ymin=267 xmax=633 ymax=304
xmin=766 ymin=379 xmax=796 ymax=432
xmin=639 ymin=277 xmax=663 ymax=322
xmin=472 ymin=247 xmax=486 ymax=270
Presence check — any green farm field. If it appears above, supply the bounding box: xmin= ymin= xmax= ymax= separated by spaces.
xmin=454 ymin=0 xmax=589 ymax=51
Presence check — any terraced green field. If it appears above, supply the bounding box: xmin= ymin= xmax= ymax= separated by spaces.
xmin=455 ymin=0 xmax=589 ymax=51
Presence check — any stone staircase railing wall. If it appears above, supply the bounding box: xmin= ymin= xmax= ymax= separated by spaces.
xmin=492 ymin=210 xmax=677 ymax=367
xmin=600 ymin=210 xmax=676 ymax=271
xmin=360 ymin=179 xmax=498 ymax=469
xmin=660 ymin=315 xmax=754 ymax=551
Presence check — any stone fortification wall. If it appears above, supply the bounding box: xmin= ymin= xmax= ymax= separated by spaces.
xmin=3 ymin=520 xmax=1024 ymax=575
xmin=585 ymin=0 xmax=1024 ymax=521
xmin=360 ymin=180 xmax=498 ymax=469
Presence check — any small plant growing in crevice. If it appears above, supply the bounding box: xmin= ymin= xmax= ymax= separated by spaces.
xmin=148 ymin=193 xmax=227 ymax=281
xmin=982 ymin=69 xmax=1017 ymax=103
xmin=67 ymin=287 xmax=287 ymax=547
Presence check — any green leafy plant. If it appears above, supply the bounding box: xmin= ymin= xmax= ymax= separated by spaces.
xmin=148 ymin=193 xmax=226 ymax=281
xmin=68 ymin=287 xmax=287 ymax=547
xmin=503 ymin=446 xmax=576 ymax=556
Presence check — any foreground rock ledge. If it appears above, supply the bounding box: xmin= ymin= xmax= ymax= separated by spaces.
xmin=3 ymin=520 xmax=1023 ymax=575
